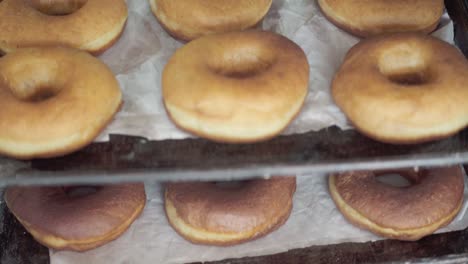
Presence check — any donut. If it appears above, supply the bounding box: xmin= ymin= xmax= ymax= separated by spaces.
xmin=318 ymin=0 xmax=444 ymax=37
xmin=4 ymin=183 xmax=146 ymax=251
xmin=329 ymin=166 xmax=465 ymax=241
xmin=149 ymin=0 xmax=273 ymax=41
xmin=332 ymin=33 xmax=468 ymax=144
xmin=0 ymin=0 xmax=128 ymax=54
xmin=0 ymin=47 xmax=122 ymax=159
xmin=162 ymin=31 xmax=309 ymax=143
xmin=165 ymin=177 xmax=296 ymax=245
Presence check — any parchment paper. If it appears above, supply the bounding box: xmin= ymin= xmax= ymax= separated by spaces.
xmin=95 ymin=0 xmax=454 ymax=141
xmin=50 ymin=0 xmax=461 ymax=263
xmin=51 ymin=168 xmax=468 ymax=264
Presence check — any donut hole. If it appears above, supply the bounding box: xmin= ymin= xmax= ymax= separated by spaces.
xmin=10 ymin=82 xmax=62 ymax=103
xmin=63 ymin=186 xmax=100 ymax=198
xmin=376 ymin=173 xmax=412 ymax=188
xmin=386 ymin=71 xmax=429 ymax=86
xmin=378 ymin=44 xmax=430 ymax=86
xmin=27 ymin=0 xmax=87 ymax=15
xmin=208 ymin=47 xmax=275 ymax=79
xmin=27 ymin=87 xmax=58 ymax=102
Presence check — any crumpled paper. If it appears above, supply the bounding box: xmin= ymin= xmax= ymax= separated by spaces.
xmin=95 ymin=0 xmax=454 ymax=142
xmin=51 ymin=168 xmax=468 ymax=264
xmin=50 ymin=0 xmax=460 ymax=263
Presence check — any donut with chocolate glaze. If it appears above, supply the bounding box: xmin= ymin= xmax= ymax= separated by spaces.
xmin=165 ymin=177 xmax=296 ymax=245
xmin=5 ymin=183 xmax=146 ymax=251
xmin=329 ymin=166 xmax=465 ymax=241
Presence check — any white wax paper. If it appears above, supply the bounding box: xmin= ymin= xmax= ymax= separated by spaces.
xmin=50 ymin=0 xmax=461 ymax=263
xmin=51 ymin=168 xmax=468 ymax=264
xmin=95 ymin=0 xmax=454 ymax=141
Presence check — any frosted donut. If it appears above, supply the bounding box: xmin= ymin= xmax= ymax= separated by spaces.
xmin=149 ymin=0 xmax=272 ymax=41
xmin=165 ymin=177 xmax=296 ymax=245
xmin=5 ymin=183 xmax=146 ymax=251
xmin=0 ymin=47 xmax=122 ymax=159
xmin=332 ymin=33 xmax=468 ymax=144
xmin=318 ymin=0 xmax=444 ymax=37
xmin=162 ymin=31 xmax=309 ymax=143
xmin=0 ymin=0 xmax=128 ymax=54
xmin=329 ymin=166 xmax=465 ymax=241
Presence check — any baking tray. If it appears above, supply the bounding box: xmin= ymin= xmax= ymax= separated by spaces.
xmin=0 ymin=0 xmax=467 ymax=188
xmin=1 ymin=2 xmax=468 ymax=263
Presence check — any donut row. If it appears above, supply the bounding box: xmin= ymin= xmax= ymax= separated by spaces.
xmin=5 ymin=165 xmax=465 ymax=252
xmin=0 ymin=0 xmax=467 ymax=159
xmin=0 ymin=0 xmax=445 ymax=54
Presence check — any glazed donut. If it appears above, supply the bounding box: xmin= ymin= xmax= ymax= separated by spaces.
xmin=318 ymin=0 xmax=444 ymax=37
xmin=162 ymin=31 xmax=309 ymax=143
xmin=0 ymin=47 xmax=122 ymax=159
xmin=4 ymin=183 xmax=146 ymax=251
xmin=165 ymin=177 xmax=296 ymax=245
xmin=149 ymin=0 xmax=272 ymax=41
xmin=0 ymin=0 xmax=128 ymax=54
xmin=332 ymin=33 xmax=468 ymax=144
xmin=329 ymin=166 xmax=465 ymax=241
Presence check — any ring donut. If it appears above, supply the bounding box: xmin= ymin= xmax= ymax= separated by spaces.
xmin=0 ymin=0 xmax=128 ymax=54
xmin=318 ymin=0 xmax=444 ymax=37
xmin=165 ymin=177 xmax=296 ymax=245
xmin=332 ymin=33 xmax=468 ymax=144
xmin=149 ymin=0 xmax=273 ymax=41
xmin=5 ymin=183 xmax=146 ymax=251
xmin=0 ymin=47 xmax=122 ymax=159
xmin=329 ymin=166 xmax=465 ymax=241
xmin=162 ymin=31 xmax=309 ymax=143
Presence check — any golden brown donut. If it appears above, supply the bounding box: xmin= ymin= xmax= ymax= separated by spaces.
xmin=4 ymin=183 xmax=146 ymax=251
xmin=329 ymin=166 xmax=465 ymax=241
xmin=149 ymin=0 xmax=273 ymax=41
xmin=318 ymin=0 xmax=444 ymax=37
xmin=165 ymin=177 xmax=296 ymax=245
xmin=0 ymin=0 xmax=128 ymax=54
xmin=0 ymin=47 xmax=122 ymax=159
xmin=162 ymin=31 xmax=309 ymax=143
xmin=332 ymin=33 xmax=468 ymax=144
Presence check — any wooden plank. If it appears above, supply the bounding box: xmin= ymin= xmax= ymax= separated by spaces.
xmin=0 ymin=194 xmax=49 ymax=264
xmin=0 ymin=126 xmax=463 ymax=187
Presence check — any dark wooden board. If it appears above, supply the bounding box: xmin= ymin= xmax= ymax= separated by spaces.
xmin=0 ymin=192 xmax=49 ymax=264
xmin=447 ymin=0 xmax=468 ymax=56
xmin=1 ymin=126 xmax=467 ymax=187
